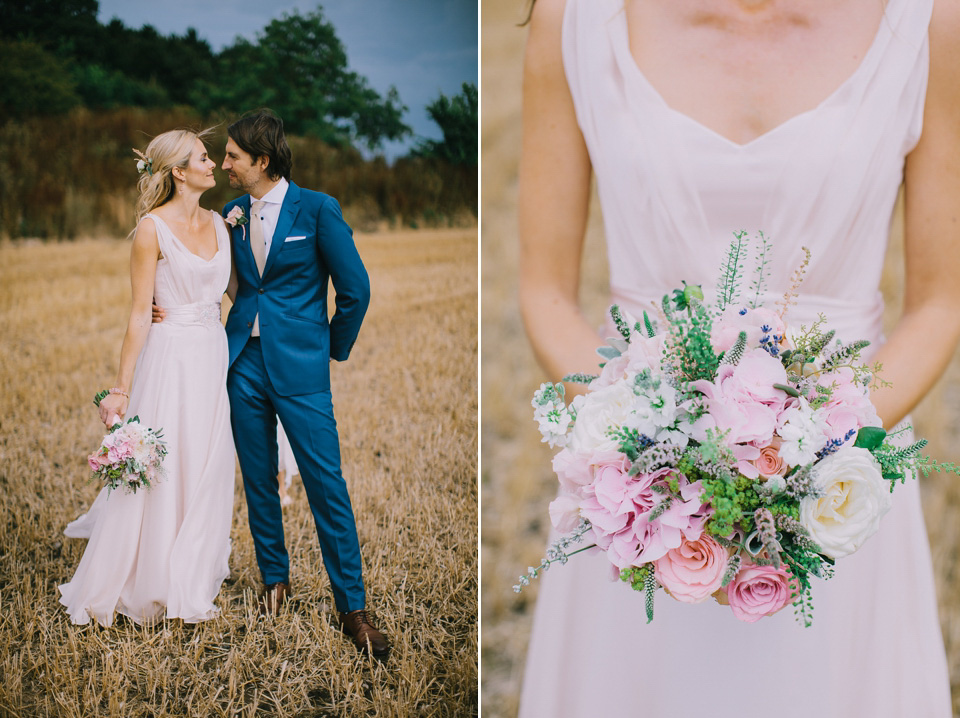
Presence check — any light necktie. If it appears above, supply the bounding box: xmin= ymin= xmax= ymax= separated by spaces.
xmin=250 ymin=200 xmax=267 ymax=275
xmin=250 ymin=200 xmax=266 ymax=336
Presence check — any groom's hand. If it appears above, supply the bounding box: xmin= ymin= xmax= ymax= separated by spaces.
xmin=152 ymin=302 xmax=166 ymax=323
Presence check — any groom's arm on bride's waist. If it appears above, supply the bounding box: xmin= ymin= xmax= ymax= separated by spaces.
xmin=313 ymin=193 xmax=370 ymax=361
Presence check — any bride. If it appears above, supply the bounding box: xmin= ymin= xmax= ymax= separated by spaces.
xmin=517 ymin=0 xmax=960 ymax=715
xmin=59 ymin=129 xmax=236 ymax=626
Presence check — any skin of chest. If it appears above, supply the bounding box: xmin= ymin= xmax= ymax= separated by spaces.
xmin=624 ymin=0 xmax=886 ymax=144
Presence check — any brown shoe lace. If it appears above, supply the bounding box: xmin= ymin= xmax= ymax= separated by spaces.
xmin=346 ymin=609 xmax=377 ymax=630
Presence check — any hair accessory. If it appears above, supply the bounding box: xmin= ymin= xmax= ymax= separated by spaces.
xmin=133 ymin=148 xmax=154 ymax=176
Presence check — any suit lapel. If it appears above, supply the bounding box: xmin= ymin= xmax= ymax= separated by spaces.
xmin=262 ymin=182 xmax=301 ymax=279
xmin=229 ymin=196 xmax=256 ymax=276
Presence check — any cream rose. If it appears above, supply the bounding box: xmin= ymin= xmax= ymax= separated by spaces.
xmin=800 ymin=447 xmax=892 ymax=559
xmin=568 ymin=383 xmax=638 ymax=454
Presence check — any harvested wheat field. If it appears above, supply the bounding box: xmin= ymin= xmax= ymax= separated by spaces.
xmin=481 ymin=0 xmax=960 ymax=716
xmin=0 ymin=227 xmax=478 ymax=717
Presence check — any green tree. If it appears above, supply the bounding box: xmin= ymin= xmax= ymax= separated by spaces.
xmin=194 ymin=9 xmax=409 ymax=149
xmin=0 ymin=0 xmax=101 ymax=57
xmin=0 ymin=39 xmax=80 ymax=118
xmin=416 ymin=83 xmax=478 ymax=166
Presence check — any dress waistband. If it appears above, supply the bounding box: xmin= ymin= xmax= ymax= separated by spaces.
xmin=160 ymin=301 xmax=222 ymax=329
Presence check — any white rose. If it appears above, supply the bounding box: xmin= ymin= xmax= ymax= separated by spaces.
xmin=568 ymin=383 xmax=637 ymax=454
xmin=800 ymin=447 xmax=892 ymax=559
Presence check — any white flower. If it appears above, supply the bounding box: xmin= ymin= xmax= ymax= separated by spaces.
xmin=532 ymin=382 xmax=572 ymax=447
xmin=777 ymin=399 xmax=828 ymax=466
xmin=534 ymin=402 xmax=572 ymax=447
xmin=800 ymin=447 xmax=892 ymax=559
xmin=568 ymin=382 xmax=637 ymax=454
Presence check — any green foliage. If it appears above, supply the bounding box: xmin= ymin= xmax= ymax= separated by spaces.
xmin=618 ymin=565 xmax=658 ymax=623
xmin=561 ymin=373 xmax=599 ymax=385
xmin=642 ymin=311 xmax=656 ymax=338
xmin=2 ymin=3 xmax=416 ymax=154
xmin=854 ymin=426 xmax=887 ymax=451
xmin=715 ymin=230 xmax=748 ymax=312
xmin=608 ymin=304 xmax=632 ymax=341
xmin=193 ymin=9 xmax=409 ymax=149
xmin=72 ymin=64 xmax=169 ymax=109
xmin=665 ymin=301 xmax=720 ymax=383
xmin=721 ymin=330 xmax=748 ymax=366
xmin=701 ymin=474 xmax=761 ymax=538
xmin=416 ymin=83 xmax=478 ymax=166
xmin=0 ymin=39 xmax=81 ymax=118
xmin=748 ymin=231 xmax=772 ymax=308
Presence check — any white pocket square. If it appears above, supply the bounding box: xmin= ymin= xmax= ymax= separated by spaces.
xmin=285 ymin=235 xmax=308 ymax=242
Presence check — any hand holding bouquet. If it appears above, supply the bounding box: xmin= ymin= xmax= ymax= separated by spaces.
xmin=88 ymin=391 xmax=167 ymax=494
xmin=517 ymin=233 xmax=959 ymax=625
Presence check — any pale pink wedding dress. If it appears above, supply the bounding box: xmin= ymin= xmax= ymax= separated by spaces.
xmin=518 ymin=0 xmax=952 ymax=715
xmin=59 ymin=212 xmax=236 ymax=626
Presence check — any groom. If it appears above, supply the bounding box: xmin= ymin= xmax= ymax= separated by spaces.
xmin=221 ymin=109 xmax=387 ymax=659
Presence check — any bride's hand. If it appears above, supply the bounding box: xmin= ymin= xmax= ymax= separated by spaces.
xmin=98 ymin=393 xmax=128 ymax=427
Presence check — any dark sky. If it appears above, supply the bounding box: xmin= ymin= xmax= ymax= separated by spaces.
xmin=97 ymin=0 xmax=479 ymax=159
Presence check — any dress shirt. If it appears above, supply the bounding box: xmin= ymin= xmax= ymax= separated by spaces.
xmin=250 ymin=177 xmax=289 ymax=254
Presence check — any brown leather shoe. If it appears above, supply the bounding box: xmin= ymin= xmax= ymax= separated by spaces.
xmin=337 ymin=609 xmax=390 ymax=661
xmin=257 ymin=582 xmax=290 ymax=616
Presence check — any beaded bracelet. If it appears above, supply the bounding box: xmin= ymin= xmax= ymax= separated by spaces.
xmin=109 ymin=387 xmax=129 ymax=399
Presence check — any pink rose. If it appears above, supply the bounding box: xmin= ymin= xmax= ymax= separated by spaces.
xmin=724 ymin=562 xmax=793 ymax=623
xmin=87 ymin=453 xmax=102 ymax=471
xmin=654 ymin=535 xmax=728 ymax=604
xmin=753 ymin=437 xmax=786 ymax=478
xmin=225 ymin=206 xmax=244 ymax=227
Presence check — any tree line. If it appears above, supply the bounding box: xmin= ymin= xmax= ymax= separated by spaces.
xmin=0 ymin=0 xmax=477 ymax=236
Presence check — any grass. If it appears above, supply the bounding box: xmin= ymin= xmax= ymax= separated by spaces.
xmin=0 ymin=228 xmax=478 ymax=717
xmin=480 ymin=0 xmax=960 ymax=715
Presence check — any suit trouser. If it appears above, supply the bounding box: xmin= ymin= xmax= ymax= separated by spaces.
xmin=227 ymin=337 xmax=365 ymax=611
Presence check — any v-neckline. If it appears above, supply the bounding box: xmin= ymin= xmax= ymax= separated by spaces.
xmin=611 ymin=3 xmax=890 ymax=150
xmin=149 ymin=212 xmax=221 ymax=262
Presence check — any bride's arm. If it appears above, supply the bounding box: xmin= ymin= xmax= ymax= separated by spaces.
xmin=519 ymin=0 xmax=602 ymax=384
xmin=869 ymin=0 xmax=960 ymax=428
xmin=98 ymin=219 xmax=160 ymax=426
xmin=226 ymin=254 xmax=238 ymax=303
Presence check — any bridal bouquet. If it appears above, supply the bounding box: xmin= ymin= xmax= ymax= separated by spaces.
xmin=517 ymin=233 xmax=956 ymax=626
xmin=88 ymin=391 xmax=167 ymax=494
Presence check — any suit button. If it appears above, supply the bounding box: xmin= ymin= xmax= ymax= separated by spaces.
xmin=258 ymin=288 xmax=265 ymax=294
xmin=247 ymin=322 xmax=252 ymax=328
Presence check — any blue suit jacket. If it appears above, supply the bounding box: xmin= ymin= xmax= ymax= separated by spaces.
xmin=223 ymin=182 xmax=370 ymax=396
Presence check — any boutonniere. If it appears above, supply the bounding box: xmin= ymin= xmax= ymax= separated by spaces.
xmin=225 ymin=206 xmax=248 ymax=241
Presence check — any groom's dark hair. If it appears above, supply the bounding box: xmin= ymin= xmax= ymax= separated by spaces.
xmin=228 ymin=109 xmax=293 ymax=181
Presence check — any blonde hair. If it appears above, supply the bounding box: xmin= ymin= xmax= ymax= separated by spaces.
xmin=133 ymin=128 xmax=213 ymax=226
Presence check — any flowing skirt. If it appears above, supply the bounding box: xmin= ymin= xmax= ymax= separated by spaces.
xmin=59 ymin=320 xmax=235 ymax=626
